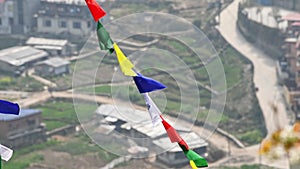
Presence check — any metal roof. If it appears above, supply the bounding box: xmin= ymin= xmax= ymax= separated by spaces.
xmin=0 ymin=109 xmax=41 ymax=121
xmin=0 ymin=46 xmax=48 ymax=66
xmin=153 ymin=132 xmax=208 ymax=152
xmin=96 ymin=104 xmax=195 ymax=139
xmin=26 ymin=37 xmax=68 ymax=47
xmin=37 ymin=57 xmax=70 ymax=67
xmin=283 ymin=13 xmax=300 ymax=21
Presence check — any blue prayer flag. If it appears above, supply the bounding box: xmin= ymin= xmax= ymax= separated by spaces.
xmin=0 ymin=100 xmax=20 ymax=115
xmin=133 ymin=73 xmax=167 ymax=93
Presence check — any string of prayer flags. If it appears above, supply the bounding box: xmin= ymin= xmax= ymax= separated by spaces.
xmin=113 ymin=43 xmax=137 ymax=76
xmin=0 ymin=145 xmax=13 ymax=162
xmin=142 ymin=93 xmax=162 ymax=126
xmin=97 ymin=21 xmax=114 ymax=53
xmin=133 ymin=73 xmax=167 ymax=93
xmin=85 ymin=0 xmax=106 ymax=22
xmin=0 ymin=100 xmax=20 ymax=115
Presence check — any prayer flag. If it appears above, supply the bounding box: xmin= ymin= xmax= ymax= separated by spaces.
xmin=0 ymin=100 xmax=19 ymax=115
xmin=0 ymin=144 xmax=13 ymax=161
xmin=85 ymin=0 xmax=106 ymax=22
xmin=97 ymin=21 xmax=114 ymax=53
xmin=190 ymin=160 xmax=198 ymax=169
xmin=178 ymin=140 xmax=189 ymax=152
xmin=142 ymin=93 xmax=162 ymax=126
xmin=185 ymin=150 xmax=208 ymax=168
xmin=133 ymin=73 xmax=166 ymax=93
xmin=113 ymin=43 xmax=137 ymax=76
xmin=161 ymin=116 xmax=183 ymax=143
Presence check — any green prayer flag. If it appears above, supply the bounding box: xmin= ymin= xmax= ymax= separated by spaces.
xmin=97 ymin=21 xmax=114 ymax=53
xmin=184 ymin=150 xmax=208 ymax=168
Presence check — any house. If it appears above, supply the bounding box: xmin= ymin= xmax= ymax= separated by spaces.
xmin=26 ymin=37 xmax=77 ymax=56
xmin=282 ymin=13 xmax=300 ymax=119
xmin=95 ymin=104 xmax=208 ymax=165
xmin=0 ymin=0 xmax=41 ymax=34
xmin=0 ymin=46 xmax=48 ymax=74
xmin=34 ymin=57 xmax=70 ymax=76
xmin=34 ymin=0 xmax=93 ymax=37
xmin=0 ymin=109 xmax=46 ymax=148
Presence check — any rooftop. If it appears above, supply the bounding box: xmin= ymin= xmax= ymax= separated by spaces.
xmin=0 ymin=109 xmax=41 ymax=121
xmin=0 ymin=46 xmax=48 ymax=66
xmin=153 ymin=132 xmax=208 ymax=152
xmin=96 ymin=104 xmax=197 ymax=139
xmin=37 ymin=0 xmax=90 ymax=18
xmin=283 ymin=13 xmax=300 ymax=21
xmin=37 ymin=57 xmax=70 ymax=67
xmin=26 ymin=37 xmax=68 ymax=47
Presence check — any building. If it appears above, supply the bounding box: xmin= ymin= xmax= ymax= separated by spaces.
xmin=256 ymin=0 xmax=300 ymax=11
xmin=26 ymin=37 xmax=77 ymax=56
xmin=0 ymin=46 xmax=48 ymax=74
xmin=34 ymin=57 xmax=70 ymax=76
xmin=35 ymin=0 xmax=93 ymax=37
xmin=0 ymin=109 xmax=46 ymax=148
xmin=0 ymin=0 xmax=41 ymax=34
xmin=282 ymin=13 xmax=300 ymax=119
xmin=95 ymin=104 xmax=208 ymax=166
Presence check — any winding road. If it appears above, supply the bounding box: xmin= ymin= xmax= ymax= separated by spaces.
xmin=215 ymin=0 xmax=290 ymax=168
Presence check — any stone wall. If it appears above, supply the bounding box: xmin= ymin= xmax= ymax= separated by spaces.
xmin=237 ymin=3 xmax=285 ymax=59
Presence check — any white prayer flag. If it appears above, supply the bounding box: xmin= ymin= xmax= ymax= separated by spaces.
xmin=142 ymin=93 xmax=162 ymax=126
xmin=0 ymin=144 xmax=13 ymax=161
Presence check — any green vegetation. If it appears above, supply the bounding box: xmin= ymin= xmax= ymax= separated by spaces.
xmin=4 ymin=140 xmax=58 ymax=169
xmin=4 ymin=134 xmax=117 ymax=169
xmin=53 ymin=134 xmax=118 ymax=162
xmin=237 ymin=129 xmax=264 ymax=146
xmin=0 ymin=74 xmax=44 ymax=92
xmin=32 ymin=99 xmax=77 ymax=130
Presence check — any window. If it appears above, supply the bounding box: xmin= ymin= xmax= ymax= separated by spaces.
xmin=87 ymin=21 xmax=91 ymax=28
xmin=44 ymin=20 xmax=51 ymax=27
xmin=73 ymin=21 xmax=81 ymax=29
xmin=59 ymin=21 xmax=67 ymax=28
xmin=0 ymin=18 xmax=2 ymax=25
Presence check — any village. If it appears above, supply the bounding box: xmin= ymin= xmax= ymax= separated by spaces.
xmin=0 ymin=0 xmax=300 ymax=169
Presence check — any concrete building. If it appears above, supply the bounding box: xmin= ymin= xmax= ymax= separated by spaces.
xmin=0 ymin=0 xmax=41 ymax=34
xmin=35 ymin=0 xmax=93 ymax=37
xmin=26 ymin=37 xmax=77 ymax=56
xmin=282 ymin=13 xmax=300 ymax=119
xmin=95 ymin=104 xmax=208 ymax=166
xmin=0 ymin=46 xmax=48 ymax=74
xmin=0 ymin=109 xmax=46 ymax=148
xmin=34 ymin=57 xmax=70 ymax=76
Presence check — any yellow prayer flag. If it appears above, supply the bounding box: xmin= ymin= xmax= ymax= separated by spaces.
xmin=190 ymin=160 xmax=198 ymax=169
xmin=113 ymin=43 xmax=137 ymax=76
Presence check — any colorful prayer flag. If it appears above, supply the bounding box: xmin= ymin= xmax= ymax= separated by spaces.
xmin=133 ymin=73 xmax=166 ymax=93
xmin=85 ymin=0 xmax=106 ymax=22
xmin=142 ymin=93 xmax=162 ymax=126
xmin=113 ymin=43 xmax=137 ymax=76
xmin=0 ymin=144 xmax=13 ymax=161
xmin=185 ymin=150 xmax=208 ymax=168
xmin=97 ymin=21 xmax=114 ymax=53
xmin=0 ymin=100 xmax=19 ymax=115
xmin=190 ymin=160 xmax=198 ymax=169
xmin=161 ymin=116 xmax=183 ymax=143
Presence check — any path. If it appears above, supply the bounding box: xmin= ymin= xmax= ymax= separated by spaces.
xmin=215 ymin=0 xmax=290 ymax=168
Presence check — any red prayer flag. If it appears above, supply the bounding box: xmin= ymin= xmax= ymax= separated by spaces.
xmin=85 ymin=0 xmax=106 ymax=22
xmin=160 ymin=116 xmax=183 ymax=143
